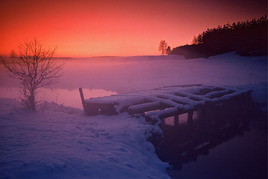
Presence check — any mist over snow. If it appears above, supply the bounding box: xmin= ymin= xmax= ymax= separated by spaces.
xmin=1 ymin=52 xmax=267 ymax=109
xmin=55 ymin=53 xmax=267 ymax=93
xmin=0 ymin=52 xmax=267 ymax=178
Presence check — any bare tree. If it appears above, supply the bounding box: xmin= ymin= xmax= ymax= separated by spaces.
xmin=1 ymin=39 xmax=62 ymax=111
xmin=166 ymin=46 xmax=171 ymax=54
xmin=158 ymin=40 xmax=168 ymax=55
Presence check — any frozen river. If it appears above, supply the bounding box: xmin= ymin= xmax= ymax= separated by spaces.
xmin=0 ymin=53 xmax=266 ymax=109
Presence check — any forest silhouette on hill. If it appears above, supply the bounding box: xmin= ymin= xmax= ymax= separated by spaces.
xmin=170 ymin=16 xmax=267 ymax=58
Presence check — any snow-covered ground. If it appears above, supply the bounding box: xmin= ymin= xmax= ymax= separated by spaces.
xmin=0 ymin=53 xmax=267 ymax=178
xmin=0 ymin=99 xmax=169 ymax=179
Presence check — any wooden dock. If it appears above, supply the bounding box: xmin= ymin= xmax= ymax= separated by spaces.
xmin=79 ymin=85 xmax=251 ymax=124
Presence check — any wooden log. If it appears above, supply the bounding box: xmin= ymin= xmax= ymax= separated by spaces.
xmin=97 ymin=103 xmax=118 ymax=115
xmin=128 ymin=101 xmax=170 ymax=115
xmin=83 ymin=102 xmax=118 ymax=116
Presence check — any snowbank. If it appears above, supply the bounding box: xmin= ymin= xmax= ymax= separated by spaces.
xmin=0 ymin=98 xmax=169 ymax=178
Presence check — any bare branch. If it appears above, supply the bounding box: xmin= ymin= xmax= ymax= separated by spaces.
xmin=2 ymin=39 xmax=62 ymax=111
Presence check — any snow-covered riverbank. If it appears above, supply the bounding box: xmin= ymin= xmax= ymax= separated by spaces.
xmin=0 ymin=98 xmax=169 ymax=178
xmin=0 ymin=53 xmax=267 ymax=178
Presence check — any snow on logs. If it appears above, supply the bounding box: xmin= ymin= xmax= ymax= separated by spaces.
xmin=79 ymin=85 xmax=251 ymax=123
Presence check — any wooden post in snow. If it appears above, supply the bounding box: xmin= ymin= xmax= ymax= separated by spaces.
xmin=79 ymin=88 xmax=86 ymax=111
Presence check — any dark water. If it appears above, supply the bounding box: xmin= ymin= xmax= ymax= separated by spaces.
xmin=149 ymin=95 xmax=267 ymax=179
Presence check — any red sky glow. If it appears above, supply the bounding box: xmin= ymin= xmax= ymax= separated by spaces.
xmin=0 ymin=0 xmax=266 ymax=57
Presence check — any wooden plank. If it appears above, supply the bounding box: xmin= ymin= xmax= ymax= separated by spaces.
xmin=84 ymin=102 xmax=118 ymax=116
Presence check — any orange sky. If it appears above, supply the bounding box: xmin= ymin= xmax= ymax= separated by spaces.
xmin=0 ymin=0 xmax=266 ymax=57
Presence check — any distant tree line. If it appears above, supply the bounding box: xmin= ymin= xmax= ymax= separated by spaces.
xmin=170 ymin=16 xmax=267 ymax=58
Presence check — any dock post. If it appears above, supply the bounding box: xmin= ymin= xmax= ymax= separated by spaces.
xmin=174 ymin=115 xmax=179 ymax=127
xmin=188 ymin=110 xmax=193 ymax=124
xmin=79 ymin=88 xmax=86 ymax=111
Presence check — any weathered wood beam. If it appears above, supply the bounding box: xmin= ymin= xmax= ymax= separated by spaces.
xmin=79 ymin=88 xmax=85 ymax=111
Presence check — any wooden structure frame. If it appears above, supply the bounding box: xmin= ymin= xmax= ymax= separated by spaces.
xmin=79 ymin=85 xmax=251 ymax=124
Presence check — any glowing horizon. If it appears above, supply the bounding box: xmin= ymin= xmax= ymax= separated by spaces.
xmin=0 ymin=0 xmax=266 ymax=57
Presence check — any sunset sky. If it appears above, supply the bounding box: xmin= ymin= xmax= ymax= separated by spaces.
xmin=0 ymin=0 xmax=266 ymax=57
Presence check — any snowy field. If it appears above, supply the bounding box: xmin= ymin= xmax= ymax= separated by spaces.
xmin=0 ymin=53 xmax=267 ymax=178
